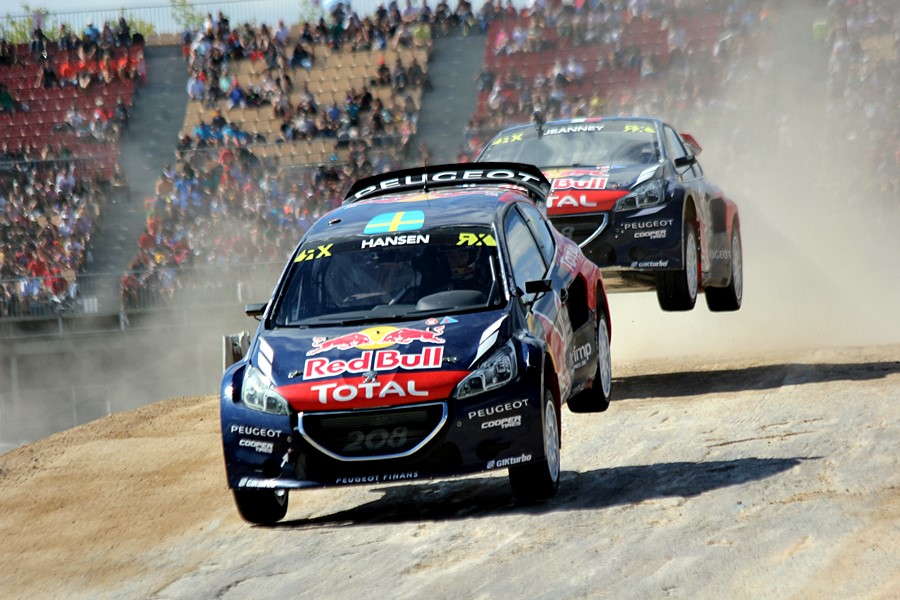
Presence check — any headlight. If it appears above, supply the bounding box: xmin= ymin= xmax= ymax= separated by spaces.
xmin=241 ymin=365 xmax=290 ymax=415
xmin=455 ymin=341 xmax=517 ymax=399
xmin=614 ymin=180 xmax=665 ymax=212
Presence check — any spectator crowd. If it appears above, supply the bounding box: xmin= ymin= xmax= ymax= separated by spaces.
xmin=3 ymin=0 xmax=897 ymax=318
xmin=1 ymin=15 xmax=141 ymax=318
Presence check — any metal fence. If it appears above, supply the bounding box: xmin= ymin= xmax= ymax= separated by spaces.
xmin=1 ymin=261 xmax=284 ymax=323
xmin=1 ymin=0 xmax=514 ymax=40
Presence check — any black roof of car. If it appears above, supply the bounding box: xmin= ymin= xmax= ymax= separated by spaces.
xmin=302 ymin=162 xmax=551 ymax=243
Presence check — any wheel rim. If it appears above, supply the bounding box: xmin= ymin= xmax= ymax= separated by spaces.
xmin=543 ymin=395 xmax=560 ymax=482
xmin=597 ymin=316 xmax=612 ymax=398
xmin=685 ymin=226 xmax=698 ymax=300
xmin=731 ymin=231 xmax=743 ymax=301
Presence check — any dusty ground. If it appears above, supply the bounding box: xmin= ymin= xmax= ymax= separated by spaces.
xmin=1 ymin=339 xmax=897 ymax=600
xmin=3 ymin=4 xmax=899 ymax=597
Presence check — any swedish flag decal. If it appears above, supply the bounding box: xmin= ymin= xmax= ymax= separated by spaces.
xmin=364 ymin=211 xmax=425 ymax=234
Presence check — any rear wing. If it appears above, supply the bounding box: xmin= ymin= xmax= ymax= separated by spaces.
xmin=680 ymin=133 xmax=703 ymax=156
xmin=343 ymin=162 xmax=551 ymax=205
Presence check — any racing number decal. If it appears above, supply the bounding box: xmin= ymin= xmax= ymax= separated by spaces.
xmin=344 ymin=427 xmax=409 ymax=453
xmin=457 ymin=232 xmax=497 ymax=246
xmin=294 ymin=244 xmax=334 ymax=262
xmin=490 ymin=132 xmax=524 ymax=145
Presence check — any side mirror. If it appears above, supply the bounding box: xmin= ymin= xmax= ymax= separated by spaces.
xmin=244 ymin=302 xmax=267 ymax=319
xmin=674 ymin=154 xmax=696 ymax=169
xmin=525 ymin=279 xmax=552 ymax=294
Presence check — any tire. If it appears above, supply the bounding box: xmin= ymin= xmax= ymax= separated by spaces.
xmin=509 ymin=387 xmax=560 ymax=503
xmin=705 ymin=224 xmax=743 ymax=312
xmin=567 ymin=312 xmax=612 ymax=413
xmin=656 ymin=221 xmax=699 ymax=311
xmin=233 ymin=488 xmax=288 ymax=525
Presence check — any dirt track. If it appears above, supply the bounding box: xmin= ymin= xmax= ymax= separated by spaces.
xmin=1 ymin=339 xmax=898 ymax=600
xmin=3 ymin=3 xmax=900 ymax=597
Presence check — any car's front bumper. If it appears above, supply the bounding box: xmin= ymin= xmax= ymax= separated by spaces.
xmin=220 ymin=360 xmax=548 ymax=491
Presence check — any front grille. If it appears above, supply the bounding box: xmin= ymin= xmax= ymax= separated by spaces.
xmin=299 ymin=402 xmax=447 ymax=461
xmin=550 ymin=213 xmax=609 ymax=246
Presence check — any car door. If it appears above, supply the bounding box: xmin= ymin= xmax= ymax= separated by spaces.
xmin=665 ymin=124 xmax=712 ymax=271
xmin=504 ymin=202 xmax=575 ymax=400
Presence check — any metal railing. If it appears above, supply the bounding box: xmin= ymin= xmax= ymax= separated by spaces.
xmin=0 ymin=260 xmax=284 ymax=323
xmin=1 ymin=0 xmax=511 ymax=39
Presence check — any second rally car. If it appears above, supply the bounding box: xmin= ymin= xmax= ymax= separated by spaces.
xmin=220 ymin=163 xmax=612 ymax=524
xmin=477 ymin=116 xmax=742 ymax=312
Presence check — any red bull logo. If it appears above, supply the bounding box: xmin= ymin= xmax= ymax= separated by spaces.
xmin=307 ymin=332 xmax=373 ymax=355
xmin=306 ymin=325 xmax=446 ymax=356
xmin=303 ymin=347 xmax=444 ymax=380
xmin=381 ymin=326 xmax=445 ymax=344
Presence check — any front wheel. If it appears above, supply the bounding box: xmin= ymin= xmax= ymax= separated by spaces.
xmin=233 ymin=488 xmax=289 ymax=525
xmin=567 ymin=312 xmax=612 ymax=413
xmin=656 ymin=221 xmax=699 ymax=311
xmin=509 ymin=387 xmax=560 ymax=503
xmin=705 ymin=224 xmax=743 ymax=312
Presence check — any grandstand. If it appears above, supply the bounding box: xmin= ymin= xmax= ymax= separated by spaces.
xmin=5 ymin=0 xmax=897 ymax=453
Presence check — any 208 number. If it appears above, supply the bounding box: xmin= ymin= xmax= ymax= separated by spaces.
xmin=344 ymin=427 xmax=409 ymax=452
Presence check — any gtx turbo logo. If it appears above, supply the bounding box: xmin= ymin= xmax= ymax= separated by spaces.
xmin=487 ymin=453 xmax=532 ymax=469
xmin=304 ymin=347 xmax=444 ymax=379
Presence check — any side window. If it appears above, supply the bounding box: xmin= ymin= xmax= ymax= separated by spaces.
xmin=517 ymin=202 xmax=556 ymax=266
xmin=504 ymin=208 xmax=548 ymax=295
xmin=665 ymin=126 xmax=688 ymax=162
xmin=665 ymin=126 xmax=702 ymax=179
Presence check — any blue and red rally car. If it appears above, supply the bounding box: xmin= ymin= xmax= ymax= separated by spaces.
xmin=220 ymin=163 xmax=612 ymax=524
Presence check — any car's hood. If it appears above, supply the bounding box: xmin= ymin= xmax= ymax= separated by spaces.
xmin=544 ymin=164 xmax=660 ymax=215
xmin=252 ymin=311 xmax=510 ymax=411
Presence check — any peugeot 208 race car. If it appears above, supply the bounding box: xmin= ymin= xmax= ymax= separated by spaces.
xmin=477 ymin=116 xmax=742 ymax=312
xmin=220 ymin=163 xmax=613 ymax=524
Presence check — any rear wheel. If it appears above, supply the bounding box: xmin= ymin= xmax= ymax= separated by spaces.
xmin=567 ymin=312 xmax=612 ymax=413
xmin=233 ymin=488 xmax=288 ymax=525
xmin=509 ymin=387 xmax=560 ymax=503
xmin=705 ymin=224 xmax=743 ymax=312
xmin=656 ymin=222 xmax=698 ymax=311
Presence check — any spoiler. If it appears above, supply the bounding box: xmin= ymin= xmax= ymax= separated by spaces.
xmin=343 ymin=162 xmax=552 ymax=205
xmin=680 ymin=133 xmax=703 ymax=156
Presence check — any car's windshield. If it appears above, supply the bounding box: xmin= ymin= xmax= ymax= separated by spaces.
xmin=272 ymin=226 xmax=503 ymax=326
xmin=479 ymin=120 xmax=660 ymax=167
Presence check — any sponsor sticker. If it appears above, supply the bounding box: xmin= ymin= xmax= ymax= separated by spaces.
xmin=633 ymin=229 xmax=667 ymax=239
xmin=487 ymin=453 xmax=533 ymax=469
xmin=481 ymin=415 xmax=522 ymax=430
xmin=334 ymin=472 xmax=419 ymax=484
xmin=294 ymin=244 xmax=333 ymax=262
xmin=468 ymin=398 xmax=530 ymax=420
xmin=364 ymin=210 xmax=425 ymax=234
xmin=239 ymin=438 xmax=275 ymax=454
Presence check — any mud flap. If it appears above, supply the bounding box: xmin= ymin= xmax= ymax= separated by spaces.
xmin=223 ymin=332 xmax=251 ymax=371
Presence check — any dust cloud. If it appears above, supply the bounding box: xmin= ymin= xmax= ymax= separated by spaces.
xmin=611 ymin=2 xmax=900 ymax=363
